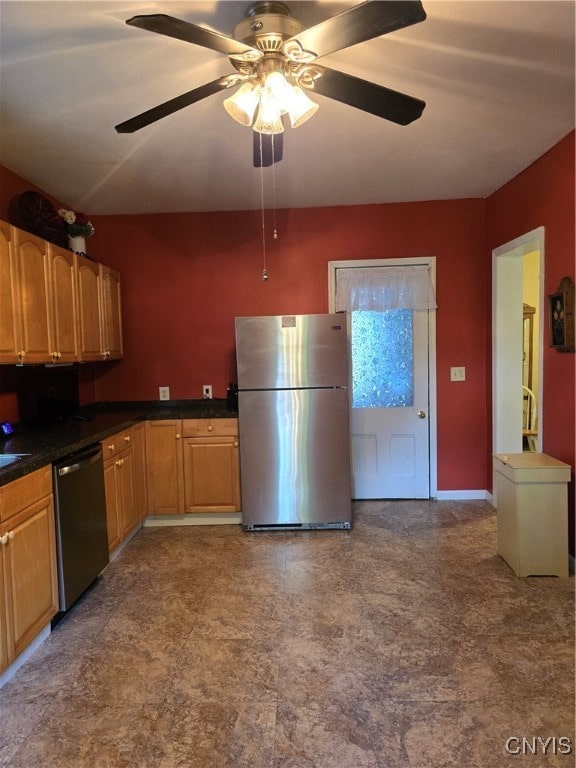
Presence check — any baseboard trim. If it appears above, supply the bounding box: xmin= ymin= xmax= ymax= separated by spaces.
xmin=435 ymin=490 xmax=491 ymax=501
xmin=0 ymin=624 xmax=50 ymax=689
xmin=144 ymin=513 xmax=242 ymax=527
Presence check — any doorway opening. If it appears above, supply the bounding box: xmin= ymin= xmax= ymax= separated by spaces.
xmin=492 ymin=227 xmax=544 ymax=457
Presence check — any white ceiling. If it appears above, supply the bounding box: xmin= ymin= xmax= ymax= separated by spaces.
xmin=0 ymin=1 xmax=574 ymax=215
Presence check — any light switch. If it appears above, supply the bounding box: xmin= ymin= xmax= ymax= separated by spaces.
xmin=450 ymin=366 xmax=466 ymax=382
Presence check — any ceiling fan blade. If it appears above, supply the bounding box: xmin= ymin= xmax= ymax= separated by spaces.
xmin=284 ymin=1 xmax=426 ymax=60
xmin=311 ymin=66 xmax=425 ymax=126
xmin=126 ymin=14 xmax=258 ymax=57
xmin=115 ymin=76 xmax=233 ymax=133
xmin=253 ymin=132 xmax=284 ymax=167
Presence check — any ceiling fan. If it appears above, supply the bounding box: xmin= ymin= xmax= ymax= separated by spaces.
xmin=115 ymin=1 xmax=427 ymax=166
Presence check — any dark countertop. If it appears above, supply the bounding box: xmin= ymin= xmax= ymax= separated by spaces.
xmin=0 ymin=399 xmax=237 ymax=487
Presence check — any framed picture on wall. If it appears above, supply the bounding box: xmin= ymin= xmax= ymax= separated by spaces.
xmin=548 ymin=276 xmax=575 ymax=352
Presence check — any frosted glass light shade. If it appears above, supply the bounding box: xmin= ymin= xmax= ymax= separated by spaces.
xmin=264 ymin=72 xmax=293 ymax=114
xmin=253 ymin=88 xmax=284 ymax=134
xmin=288 ymin=85 xmax=319 ymax=128
xmin=253 ymin=106 xmax=284 ymax=134
xmin=223 ymin=82 xmax=259 ymax=126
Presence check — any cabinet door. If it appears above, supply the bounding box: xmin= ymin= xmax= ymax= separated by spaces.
xmin=99 ymin=265 xmax=123 ymax=360
xmin=0 ymin=546 xmax=9 ymax=673
xmin=76 ymin=256 xmax=102 ymax=361
xmin=132 ymin=421 xmax=148 ymax=522
xmin=183 ymin=436 xmax=240 ymax=513
xmin=118 ymin=450 xmax=136 ymax=538
xmin=14 ymin=229 xmax=52 ymax=363
xmin=48 ymin=244 xmax=79 ymax=363
xmin=0 ymin=220 xmax=23 ymax=364
xmin=103 ymin=458 xmax=121 ymax=552
xmin=145 ymin=421 xmax=184 ymax=515
xmin=1 ymin=495 xmax=58 ymax=660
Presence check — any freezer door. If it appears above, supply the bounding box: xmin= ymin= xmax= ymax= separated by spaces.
xmin=238 ymin=388 xmax=352 ymax=528
xmin=235 ymin=314 xmax=348 ymax=390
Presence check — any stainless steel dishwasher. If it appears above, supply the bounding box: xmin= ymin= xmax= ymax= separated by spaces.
xmin=52 ymin=443 xmax=109 ymax=616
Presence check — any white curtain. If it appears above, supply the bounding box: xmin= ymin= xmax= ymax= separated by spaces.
xmin=335 ymin=265 xmax=437 ymax=312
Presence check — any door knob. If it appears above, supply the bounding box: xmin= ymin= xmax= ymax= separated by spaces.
xmin=417 ymin=410 xmax=426 ymax=419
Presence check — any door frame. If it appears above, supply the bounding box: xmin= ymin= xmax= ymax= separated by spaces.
xmin=328 ymin=257 xmax=438 ymax=498
xmin=492 ymin=227 xmax=545 ymax=456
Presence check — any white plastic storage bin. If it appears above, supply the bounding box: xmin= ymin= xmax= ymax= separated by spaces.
xmin=493 ymin=453 xmax=571 ymax=577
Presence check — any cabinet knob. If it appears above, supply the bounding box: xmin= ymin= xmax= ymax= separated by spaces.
xmin=115 ymin=459 xmax=122 ymax=466
xmin=8 ymin=530 xmax=15 ymax=541
xmin=19 ymin=351 xmax=25 ymax=360
xmin=234 ymin=441 xmax=239 ymax=448
xmin=124 ymin=435 xmax=131 ymax=443
xmin=0 ymin=534 xmax=8 ymax=546
xmin=208 ymin=425 xmax=213 ymax=432
xmin=108 ymin=444 xmax=115 ymax=451
xmin=175 ymin=433 xmax=181 ymax=439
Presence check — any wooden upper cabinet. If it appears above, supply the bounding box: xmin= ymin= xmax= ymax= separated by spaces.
xmin=14 ymin=228 xmax=52 ymax=364
xmin=0 ymin=221 xmax=124 ymax=365
xmin=47 ymin=244 xmax=79 ymax=363
xmin=99 ymin=264 xmax=123 ymax=360
xmin=0 ymin=220 xmax=23 ymax=364
xmin=76 ymin=255 xmax=102 ymax=361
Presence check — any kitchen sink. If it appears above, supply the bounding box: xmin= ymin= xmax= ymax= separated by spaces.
xmin=0 ymin=454 xmax=31 ymax=469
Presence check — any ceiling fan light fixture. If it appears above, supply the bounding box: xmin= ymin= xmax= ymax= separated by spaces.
xmin=223 ymin=81 xmax=260 ymax=125
xmin=287 ymin=85 xmax=319 ymax=128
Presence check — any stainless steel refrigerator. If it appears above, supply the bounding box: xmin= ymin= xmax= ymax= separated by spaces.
xmin=235 ymin=313 xmax=352 ymax=531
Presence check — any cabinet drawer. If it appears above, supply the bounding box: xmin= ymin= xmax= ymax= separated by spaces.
xmin=102 ymin=428 xmax=133 ymax=460
xmin=0 ymin=466 xmax=52 ymax=522
xmin=182 ymin=418 xmax=238 ymax=438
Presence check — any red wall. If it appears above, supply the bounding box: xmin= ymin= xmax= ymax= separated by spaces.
xmin=1 ymin=131 xmax=572 ymax=496
xmin=485 ymin=131 xmax=575 ymax=542
xmin=83 ymin=200 xmax=487 ymax=491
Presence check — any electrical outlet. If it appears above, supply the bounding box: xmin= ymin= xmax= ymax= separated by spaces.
xmin=203 ymin=384 xmax=213 ymax=399
xmin=159 ymin=386 xmax=170 ymax=401
xmin=450 ymin=367 xmax=466 ymax=382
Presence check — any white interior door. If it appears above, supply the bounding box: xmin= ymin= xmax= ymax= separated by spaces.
xmin=331 ymin=261 xmax=434 ymax=500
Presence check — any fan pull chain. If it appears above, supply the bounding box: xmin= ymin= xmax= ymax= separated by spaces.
xmin=259 ymin=132 xmax=268 ymax=282
xmin=272 ymin=133 xmax=278 ymax=240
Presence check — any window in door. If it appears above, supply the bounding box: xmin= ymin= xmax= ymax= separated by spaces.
xmin=351 ymin=309 xmax=414 ymax=408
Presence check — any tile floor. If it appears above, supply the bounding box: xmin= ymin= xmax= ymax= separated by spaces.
xmin=1 ymin=500 xmax=574 ymax=768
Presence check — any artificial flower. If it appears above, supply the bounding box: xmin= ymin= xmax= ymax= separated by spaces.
xmin=58 ymin=208 xmax=95 ymax=238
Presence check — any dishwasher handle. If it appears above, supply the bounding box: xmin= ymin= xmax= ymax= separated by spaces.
xmin=57 ymin=446 xmax=102 ymax=477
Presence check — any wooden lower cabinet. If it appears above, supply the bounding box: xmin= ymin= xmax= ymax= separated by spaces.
xmin=145 ymin=420 xmax=184 ymax=515
xmin=146 ymin=419 xmax=240 ymax=515
xmin=132 ymin=421 xmax=147 ymax=523
xmin=0 ymin=466 xmax=58 ymax=673
xmin=102 ymin=427 xmax=138 ymax=552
